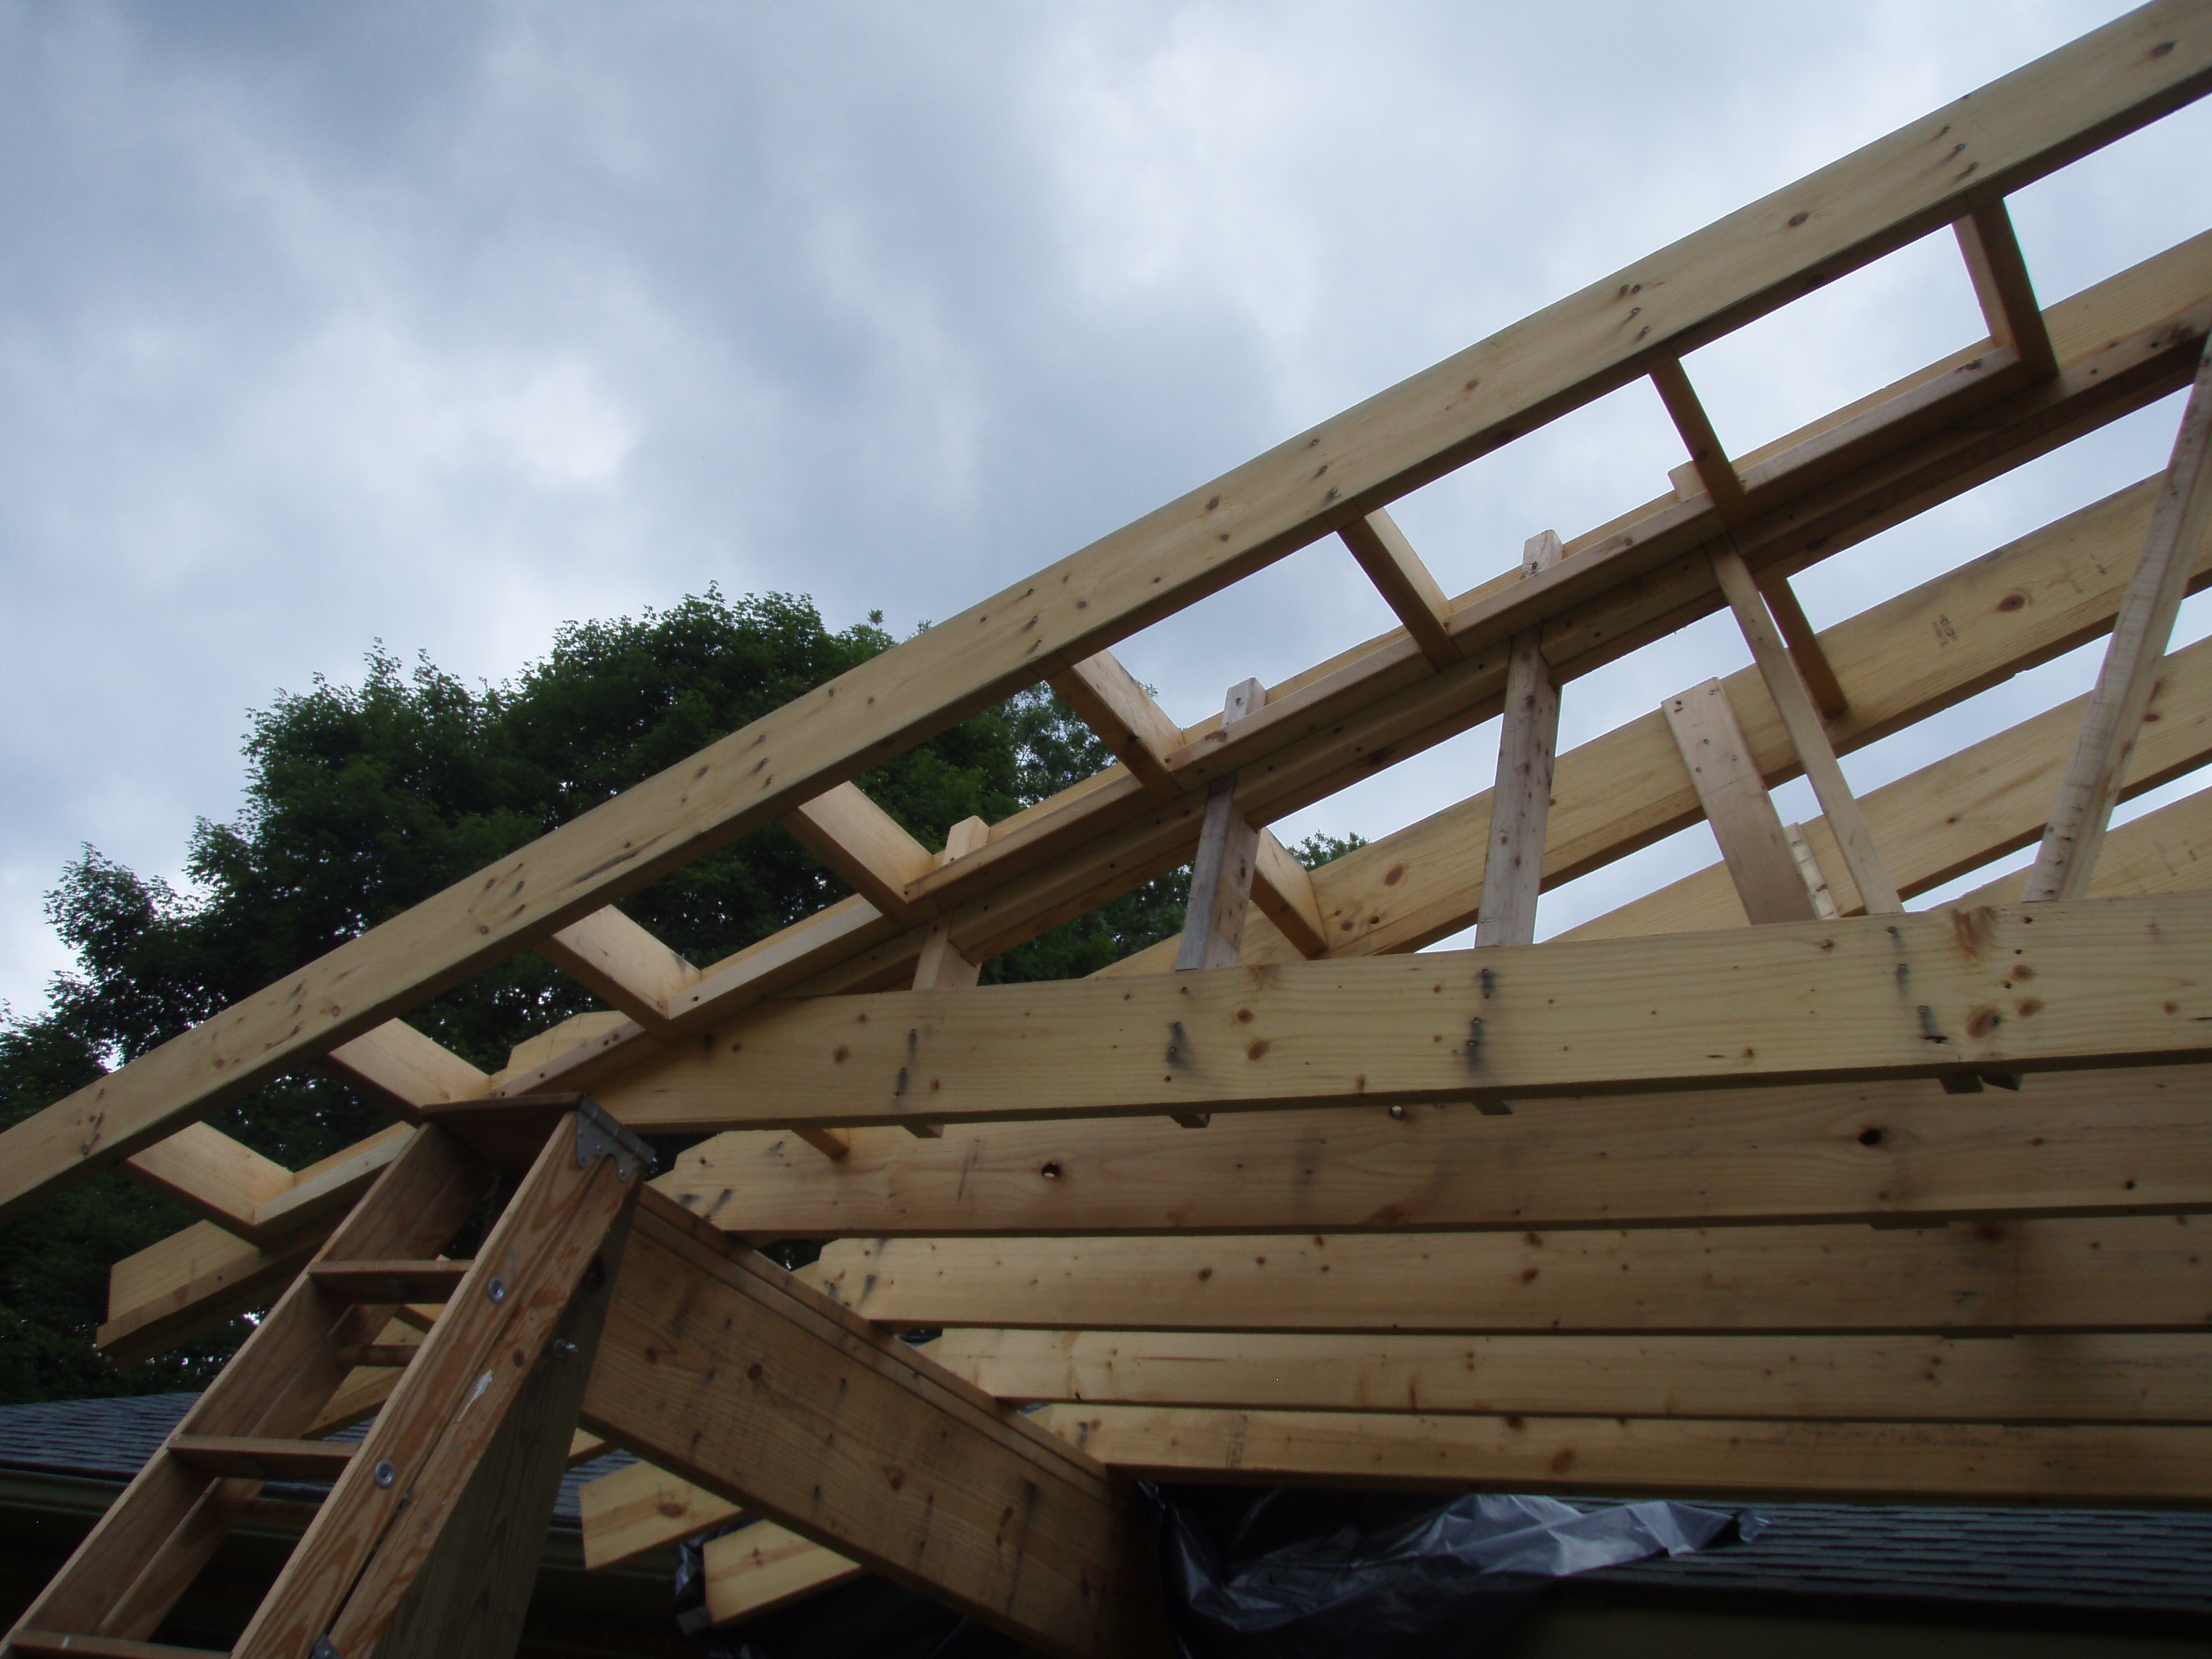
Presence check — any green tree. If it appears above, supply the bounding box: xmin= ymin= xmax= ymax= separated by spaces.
xmin=0 ymin=590 xmax=1358 ymax=1403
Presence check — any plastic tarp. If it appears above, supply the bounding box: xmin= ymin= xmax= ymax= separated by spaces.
xmin=673 ymin=1488 xmax=1762 ymax=1658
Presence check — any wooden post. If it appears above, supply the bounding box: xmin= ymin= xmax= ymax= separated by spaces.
xmin=1170 ymin=680 xmax=1265 ymax=1127
xmin=2026 ymin=334 xmax=2212 ymax=901
xmin=1956 ymin=199 xmax=2058 ymax=381
xmin=1475 ymin=531 xmax=1565 ymax=948
xmin=896 ymin=817 xmax=996 ymax=1141
xmin=1663 ymin=680 xmax=1822 ymax=925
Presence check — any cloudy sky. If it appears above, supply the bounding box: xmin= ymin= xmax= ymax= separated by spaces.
xmin=4 ymin=0 xmax=2210 ymax=1016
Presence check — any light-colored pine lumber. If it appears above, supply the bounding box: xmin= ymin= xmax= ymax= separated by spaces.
xmin=2028 ymin=333 xmax=2212 ymax=900
xmin=1957 ymin=198 xmax=2059 ymax=380
xmin=1709 ymin=542 xmax=1904 ymax=912
xmin=325 ymin=1018 xmax=491 ymax=1121
xmin=1785 ymin=823 xmax=1843 ymax=919
xmin=1037 ymin=1406 xmax=2212 ymax=1506
xmin=1338 ymin=508 xmax=1457 ymax=670
xmin=120 ymin=1123 xmax=292 ymax=1236
xmin=781 ymin=781 xmax=937 ymax=927
xmin=943 ymin=1328 xmax=2212 ymax=1424
xmin=652 ymin=1060 xmax=2212 ymax=1241
xmin=536 ymin=906 xmax=701 ymax=1040
xmin=1174 ymin=679 xmax=1265 ymax=974
xmin=899 ymin=817 xmax=995 ymax=1142
xmin=1663 ymin=678 xmax=1820 ymax=924
xmin=1653 ymin=359 xmax=1752 ymax=524
xmin=699 ymin=1521 xmax=866 ymax=1627
xmin=9 ymin=16 xmax=2203 ymax=1225
xmin=1475 ymin=530 xmax=1564 ymax=947
xmin=1249 ymin=830 xmax=1328 ymax=957
xmin=580 ymin=1460 xmax=745 ymax=1570
xmin=1573 ymin=631 xmax=2212 ymax=940
xmin=249 ymin=1123 xmax=412 ymax=1237
xmin=809 ymin=1213 xmax=2212 ymax=1335
xmin=98 ymin=1221 xmax=327 ymax=1366
xmin=1050 ymin=649 xmax=1188 ymax=801
xmin=580 ymin=1190 xmax=1166 ymax=1658
xmin=594 ymin=894 xmax=2212 ymax=1135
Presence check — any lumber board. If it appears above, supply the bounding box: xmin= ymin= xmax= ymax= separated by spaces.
xmin=580 ymin=1190 xmax=1166 ymax=1658
xmin=808 ymin=1213 xmax=2212 ymax=1334
xmin=98 ymin=1222 xmax=327 ymax=1366
xmin=698 ymin=1522 xmax=865 ymax=1627
xmin=249 ymin=1123 xmax=411 ymax=1238
xmin=1049 ymin=650 xmax=1187 ymax=801
xmin=1036 ymin=1406 xmax=2212 ymax=1506
xmin=595 ymin=895 xmax=2212 ymax=1133
xmin=1573 ymin=635 xmax=2212 ymax=940
xmin=1174 ymin=680 xmax=1264 ymax=972
xmin=1249 ymin=830 xmax=1328 ymax=958
xmin=655 ymin=1062 xmax=2212 ymax=1239
xmin=2029 ymin=333 xmax=2212 ymax=899
xmin=535 ymin=906 xmax=701 ymax=1038
xmin=782 ymin=781 xmax=937 ymax=926
xmin=1711 ymin=542 xmax=1903 ymax=912
xmin=325 ymin=1019 xmax=490 ymax=1120
xmin=941 ymin=1328 xmax=2212 ymax=1424
xmin=1957 ymin=199 xmax=2059 ymax=380
xmin=579 ymin=1460 xmax=745 ymax=1570
xmin=1663 ymin=678 xmax=1819 ymax=924
xmin=1653 ymin=359 xmax=1752 ymax=524
xmin=1475 ymin=530 xmax=1565 ymax=946
xmin=1339 ymin=509 xmax=1457 ymax=670
xmin=117 ymin=1123 xmax=291 ymax=1236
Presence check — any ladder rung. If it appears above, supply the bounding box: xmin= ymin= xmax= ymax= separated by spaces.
xmin=9 ymin=1633 xmax=230 ymax=1658
xmin=168 ymin=1435 xmax=355 ymax=1483
xmin=331 ymin=1342 xmax=420 ymax=1370
xmin=310 ymin=1259 xmax=473 ymax=1302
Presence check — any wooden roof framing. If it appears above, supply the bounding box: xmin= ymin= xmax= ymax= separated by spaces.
xmin=9 ymin=6 xmax=2212 ymax=1655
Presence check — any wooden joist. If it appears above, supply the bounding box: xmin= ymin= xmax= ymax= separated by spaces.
xmin=536 ymin=907 xmax=701 ymax=1040
xmin=695 ymin=1522 xmax=866 ymax=1628
xmin=943 ymin=1328 xmax=2212 ymax=1424
xmin=1956 ymin=198 xmax=2058 ymax=381
xmin=580 ymin=1190 xmax=1164 ymax=1657
xmin=9 ymin=15 xmax=2206 ymax=1223
xmin=1339 ymin=509 xmax=1457 ymax=670
xmin=782 ymin=781 xmax=938 ymax=927
xmin=579 ymin=1458 xmax=744 ymax=1570
xmin=2027 ymin=333 xmax=2212 ymax=900
xmin=809 ymin=1213 xmax=2212 ymax=1335
xmin=1037 ymin=1407 xmax=2212 ymax=1506
xmin=1050 ymin=649 xmax=1187 ymax=801
xmin=594 ymin=894 xmax=2212 ymax=1134
xmin=654 ymin=1061 xmax=2212 ymax=1241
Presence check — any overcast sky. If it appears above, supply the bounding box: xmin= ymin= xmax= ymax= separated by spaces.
xmin=4 ymin=0 xmax=2211 ymax=1018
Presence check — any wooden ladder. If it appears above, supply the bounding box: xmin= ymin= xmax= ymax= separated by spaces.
xmin=3 ymin=1096 xmax=649 ymax=1659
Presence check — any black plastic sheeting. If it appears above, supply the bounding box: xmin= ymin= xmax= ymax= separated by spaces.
xmin=674 ymin=1485 xmax=1763 ymax=1659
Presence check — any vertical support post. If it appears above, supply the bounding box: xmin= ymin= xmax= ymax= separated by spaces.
xmin=2026 ymin=335 xmax=2212 ymax=900
xmin=896 ymin=817 xmax=995 ymax=1140
xmin=1956 ymin=199 xmax=2058 ymax=381
xmin=1172 ymin=680 xmax=1266 ymax=1127
xmin=1664 ymin=680 xmax=1822 ymax=925
xmin=1475 ymin=531 xmax=1565 ymax=948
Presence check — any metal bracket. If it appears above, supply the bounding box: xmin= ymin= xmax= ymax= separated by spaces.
xmin=575 ymin=1095 xmax=653 ymax=1183
xmin=312 ymin=1639 xmax=344 ymax=1659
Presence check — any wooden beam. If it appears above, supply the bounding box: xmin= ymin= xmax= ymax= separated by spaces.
xmin=1758 ymin=575 xmax=1850 ymax=719
xmin=1663 ymin=679 xmax=1821 ymax=923
xmin=535 ymin=907 xmax=700 ymax=1040
xmin=593 ymin=895 xmax=2212 ymax=1135
xmin=325 ymin=1020 xmax=490 ymax=1122
xmin=1036 ymin=1406 xmax=2212 ymax=1505
xmin=809 ymin=1213 xmax=2212 ymax=1335
xmin=119 ymin=1124 xmax=292 ymax=1237
xmin=1338 ymin=509 xmax=1457 ymax=670
xmin=1957 ymin=199 xmax=2059 ymax=380
xmin=7 ymin=14 xmax=2200 ymax=1223
xmin=1050 ymin=650 xmax=1189 ymax=802
xmin=900 ymin=817 xmax=994 ymax=1142
xmin=1475 ymin=531 xmax=1565 ymax=947
xmin=654 ymin=1057 xmax=2212 ymax=1241
xmin=1710 ymin=542 xmax=1904 ymax=912
xmin=580 ymin=1459 xmax=744 ymax=1570
xmin=99 ymin=1221 xmax=326 ymax=1366
xmin=782 ymin=782 xmax=937 ymax=927
xmin=697 ymin=1523 xmax=866 ymax=1629
xmin=2028 ymin=333 xmax=2212 ymax=899
xmin=943 ymin=1328 xmax=2212 ymax=1424
xmin=1174 ymin=680 xmax=1265 ymax=974
xmin=1250 ymin=831 xmax=1328 ymax=958
xmin=580 ymin=1190 xmax=1166 ymax=1658
xmin=1652 ymin=358 xmax=1751 ymax=524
